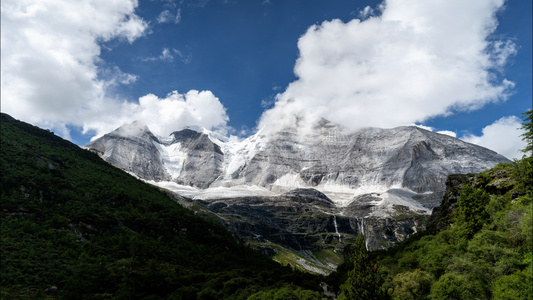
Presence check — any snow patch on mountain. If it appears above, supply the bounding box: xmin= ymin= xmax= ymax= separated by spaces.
xmin=193 ymin=185 xmax=276 ymax=200
xmin=316 ymin=182 xmax=392 ymax=207
xmin=271 ymin=171 xmax=307 ymax=192
xmin=366 ymin=189 xmax=432 ymax=217
xmin=147 ymin=179 xmax=275 ymax=200
xmin=153 ymin=141 xmax=186 ymax=180
xmin=222 ymin=129 xmax=268 ymax=180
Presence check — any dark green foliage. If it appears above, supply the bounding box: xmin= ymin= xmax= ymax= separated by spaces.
xmin=513 ymin=108 xmax=533 ymax=199
xmin=511 ymin=157 xmax=533 ymax=193
xmin=248 ymin=285 xmax=322 ymax=300
xmin=520 ymin=109 xmax=532 ymax=155
xmin=0 ymin=113 xmax=323 ymax=299
xmin=492 ymin=267 xmax=533 ymax=300
xmin=389 ymin=269 xmax=433 ymax=300
xmin=456 ymin=184 xmax=490 ymax=237
xmin=338 ymin=234 xmax=386 ymax=300
xmin=430 ymin=272 xmax=488 ymax=300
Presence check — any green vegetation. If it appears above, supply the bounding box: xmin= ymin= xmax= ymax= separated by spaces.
xmin=328 ymin=109 xmax=533 ymax=299
xmin=0 ymin=113 xmax=323 ymax=299
xmin=261 ymin=240 xmax=344 ymax=276
xmin=338 ymin=234 xmax=387 ymax=300
xmin=248 ymin=286 xmax=322 ymax=300
xmin=520 ymin=109 xmax=532 ymax=155
xmin=313 ymin=249 xmax=344 ymax=268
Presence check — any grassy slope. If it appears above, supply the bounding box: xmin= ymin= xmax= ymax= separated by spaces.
xmin=0 ymin=113 xmax=323 ymax=299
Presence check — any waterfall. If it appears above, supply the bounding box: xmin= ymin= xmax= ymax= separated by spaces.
xmin=357 ymin=218 xmax=368 ymax=250
xmin=333 ymin=215 xmax=342 ymax=242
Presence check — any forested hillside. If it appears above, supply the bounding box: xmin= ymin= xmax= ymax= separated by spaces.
xmin=328 ymin=110 xmax=533 ymax=299
xmin=0 ymin=113 xmax=324 ymax=299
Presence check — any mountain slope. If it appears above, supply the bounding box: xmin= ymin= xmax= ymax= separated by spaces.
xmin=328 ymin=158 xmax=532 ymax=298
xmin=86 ymin=120 xmax=509 ymax=219
xmin=85 ymin=119 xmax=510 ymax=274
xmin=87 ymin=120 xmax=509 ymax=204
xmin=0 ymin=113 xmax=323 ymax=299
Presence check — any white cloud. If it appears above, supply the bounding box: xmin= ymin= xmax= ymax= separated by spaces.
xmin=0 ymin=0 xmax=147 ymax=133
xmin=413 ymin=124 xmax=457 ymax=138
xmin=141 ymin=48 xmax=191 ymax=64
xmin=172 ymin=48 xmax=192 ymax=64
xmin=259 ymin=0 xmax=516 ymax=135
xmin=81 ymin=90 xmax=229 ymax=140
xmin=359 ymin=6 xmax=375 ymax=19
xmin=134 ymin=90 xmax=229 ymax=137
xmin=412 ymin=124 xmax=434 ymax=132
xmin=461 ymin=116 xmax=526 ymax=160
xmin=157 ymin=8 xmax=181 ymax=24
xmin=141 ymin=48 xmax=175 ymax=62
xmin=436 ymin=130 xmax=457 ymax=138
xmin=100 ymin=66 xmax=139 ymax=87
xmin=1 ymin=0 xmax=227 ymax=142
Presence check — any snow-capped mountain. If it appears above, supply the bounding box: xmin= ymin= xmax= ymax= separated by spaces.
xmin=87 ymin=118 xmax=507 ymax=211
xmin=86 ymin=119 xmax=509 ymax=273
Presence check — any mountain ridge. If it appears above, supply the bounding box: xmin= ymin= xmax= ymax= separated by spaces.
xmin=86 ymin=119 xmax=509 ymax=207
xmin=85 ymin=119 xmax=510 ymax=273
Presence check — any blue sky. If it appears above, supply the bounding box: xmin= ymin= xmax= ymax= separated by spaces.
xmin=1 ymin=0 xmax=531 ymax=159
xmin=100 ymin=0 xmax=389 ymax=133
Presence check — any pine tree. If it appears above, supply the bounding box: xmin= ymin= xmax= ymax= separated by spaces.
xmin=457 ymin=184 xmax=490 ymax=237
xmin=513 ymin=109 xmax=533 ymax=192
xmin=338 ymin=234 xmax=386 ymax=300
xmin=520 ymin=109 xmax=532 ymax=155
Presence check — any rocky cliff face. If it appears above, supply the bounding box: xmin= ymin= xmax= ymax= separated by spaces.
xmin=86 ymin=124 xmax=224 ymax=188
xmin=86 ymin=121 xmax=170 ymax=181
xmin=88 ymin=120 xmax=507 ymax=206
xmin=227 ymin=121 xmax=505 ymax=197
xmin=169 ymin=187 xmax=429 ymax=274
xmin=166 ymin=129 xmax=224 ymax=188
xmin=87 ymin=120 xmax=510 ymax=274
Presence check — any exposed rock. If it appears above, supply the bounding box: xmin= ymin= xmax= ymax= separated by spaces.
xmin=427 ymin=174 xmax=475 ymax=231
xmin=86 ymin=121 xmax=169 ymax=181
xmin=178 ymin=187 xmax=429 ymax=274
xmin=87 ymin=124 xmax=224 ymax=188
xmin=169 ymin=129 xmax=224 ymax=188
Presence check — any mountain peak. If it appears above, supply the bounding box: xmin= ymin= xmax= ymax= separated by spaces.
xmin=111 ymin=120 xmax=152 ymax=138
xmin=169 ymin=128 xmax=204 ymax=142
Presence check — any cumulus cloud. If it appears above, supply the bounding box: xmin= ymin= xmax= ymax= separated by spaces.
xmin=359 ymin=6 xmax=375 ymax=19
xmin=135 ymin=90 xmax=229 ymax=137
xmin=461 ymin=116 xmax=526 ymax=160
xmin=79 ymin=90 xmax=229 ymax=139
xmin=259 ymin=0 xmax=516 ymax=135
xmin=0 ymin=0 xmax=146 ymax=133
xmin=1 ymin=0 xmax=223 ymax=142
